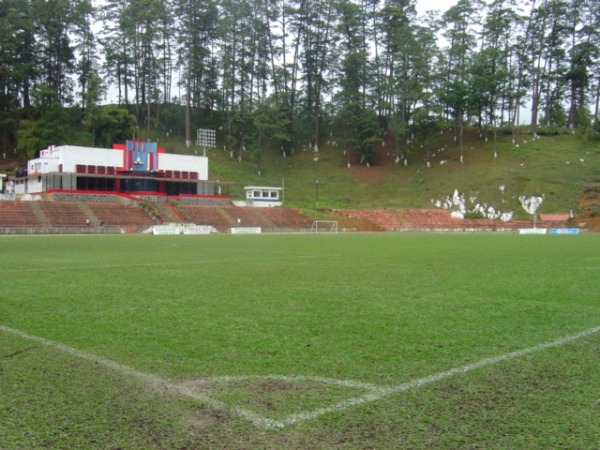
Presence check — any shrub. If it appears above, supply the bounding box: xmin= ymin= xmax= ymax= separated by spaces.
xmin=464 ymin=211 xmax=485 ymax=219
xmin=535 ymin=126 xmax=567 ymax=136
xmin=139 ymin=199 xmax=161 ymax=222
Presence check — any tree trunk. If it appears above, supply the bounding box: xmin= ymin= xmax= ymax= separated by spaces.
xmin=185 ymin=55 xmax=192 ymax=149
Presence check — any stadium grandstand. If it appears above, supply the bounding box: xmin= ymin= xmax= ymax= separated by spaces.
xmin=13 ymin=140 xmax=222 ymax=198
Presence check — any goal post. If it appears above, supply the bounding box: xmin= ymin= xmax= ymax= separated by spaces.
xmin=310 ymin=220 xmax=339 ymax=233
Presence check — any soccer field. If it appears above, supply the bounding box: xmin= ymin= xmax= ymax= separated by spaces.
xmin=1 ymin=233 xmax=599 ymax=448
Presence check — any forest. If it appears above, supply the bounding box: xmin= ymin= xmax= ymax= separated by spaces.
xmin=1 ymin=0 xmax=599 ymax=165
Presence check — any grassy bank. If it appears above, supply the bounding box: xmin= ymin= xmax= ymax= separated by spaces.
xmin=155 ymin=127 xmax=600 ymax=218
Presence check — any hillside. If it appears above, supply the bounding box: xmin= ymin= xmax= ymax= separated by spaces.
xmin=2 ymin=126 xmax=599 ymax=226
xmin=159 ymin=127 xmax=600 ymax=222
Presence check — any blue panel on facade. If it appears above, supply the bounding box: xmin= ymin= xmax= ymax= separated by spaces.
xmin=127 ymin=140 xmax=158 ymax=171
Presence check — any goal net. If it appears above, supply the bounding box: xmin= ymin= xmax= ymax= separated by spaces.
xmin=310 ymin=220 xmax=339 ymax=233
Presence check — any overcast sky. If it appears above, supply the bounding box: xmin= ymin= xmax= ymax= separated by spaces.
xmin=416 ymin=0 xmax=459 ymax=16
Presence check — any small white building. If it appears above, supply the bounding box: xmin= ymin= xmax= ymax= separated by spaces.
xmin=244 ymin=186 xmax=282 ymax=207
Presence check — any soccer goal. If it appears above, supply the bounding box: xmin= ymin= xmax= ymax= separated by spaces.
xmin=310 ymin=220 xmax=339 ymax=233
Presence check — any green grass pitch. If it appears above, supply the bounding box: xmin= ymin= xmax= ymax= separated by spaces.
xmin=1 ymin=233 xmax=599 ymax=448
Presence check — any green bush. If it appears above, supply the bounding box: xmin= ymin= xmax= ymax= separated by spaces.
xmin=464 ymin=211 xmax=485 ymax=219
xmin=536 ymin=126 xmax=567 ymax=136
xmin=139 ymin=199 xmax=161 ymax=221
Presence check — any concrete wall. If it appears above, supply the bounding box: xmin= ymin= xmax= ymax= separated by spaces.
xmin=158 ymin=153 xmax=208 ymax=180
xmin=30 ymin=146 xmax=123 ymax=174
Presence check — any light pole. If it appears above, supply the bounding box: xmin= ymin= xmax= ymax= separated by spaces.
xmin=315 ymin=180 xmax=319 ymax=206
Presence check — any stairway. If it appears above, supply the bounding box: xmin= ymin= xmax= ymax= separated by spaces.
xmin=247 ymin=208 xmax=276 ymax=229
xmin=214 ymin=206 xmax=237 ymax=226
xmin=154 ymin=202 xmax=183 ymax=223
xmin=29 ymin=202 xmax=51 ymax=227
xmin=78 ymin=203 xmax=100 ymax=226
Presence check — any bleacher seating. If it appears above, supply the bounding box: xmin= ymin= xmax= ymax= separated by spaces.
xmin=0 ymin=201 xmax=42 ymax=228
xmin=400 ymin=209 xmax=454 ymax=229
xmin=38 ymin=202 xmax=88 ymax=228
xmin=1 ymin=197 xmax=554 ymax=234
xmin=539 ymin=214 xmax=570 ymax=229
xmin=179 ymin=204 xmax=315 ymax=232
xmin=219 ymin=205 xmax=268 ymax=228
xmin=336 ymin=209 xmax=405 ymax=230
xmin=179 ymin=205 xmax=232 ymax=232
xmin=0 ymin=199 xmax=156 ymax=232
xmin=333 ymin=209 xmax=536 ymax=231
xmin=86 ymin=202 xmax=155 ymax=231
xmin=257 ymin=207 xmax=314 ymax=230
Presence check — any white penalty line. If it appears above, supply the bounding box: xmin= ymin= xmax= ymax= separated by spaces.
xmin=1 ymin=324 xmax=599 ymax=430
xmin=0 ymin=325 xmax=276 ymax=429
xmin=271 ymin=324 xmax=600 ymax=428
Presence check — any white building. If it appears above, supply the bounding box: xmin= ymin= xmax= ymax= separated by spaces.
xmin=244 ymin=186 xmax=282 ymax=207
xmin=15 ymin=140 xmax=227 ymax=198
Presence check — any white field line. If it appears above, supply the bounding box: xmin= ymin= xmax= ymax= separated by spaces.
xmin=2 ymin=324 xmax=599 ymax=430
xmin=270 ymin=324 xmax=600 ymax=428
xmin=0 ymin=325 xmax=277 ymax=429
xmin=200 ymin=374 xmax=382 ymax=392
